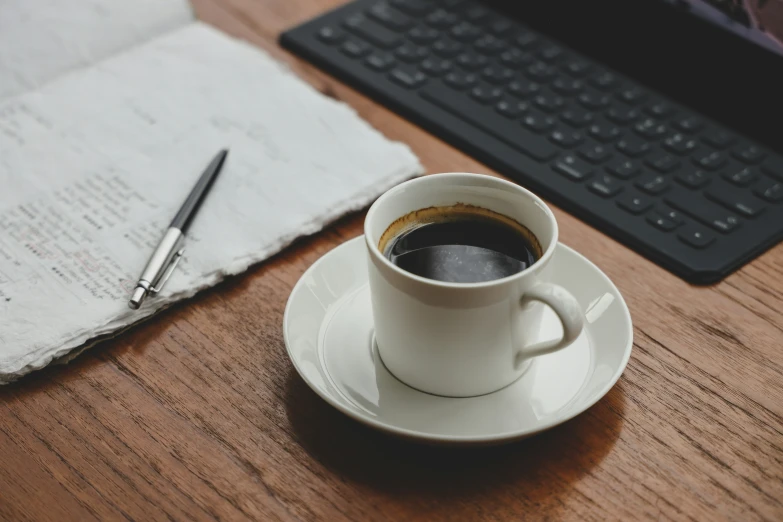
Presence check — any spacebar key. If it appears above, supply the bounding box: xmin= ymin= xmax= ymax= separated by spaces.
xmin=421 ymin=86 xmax=557 ymax=162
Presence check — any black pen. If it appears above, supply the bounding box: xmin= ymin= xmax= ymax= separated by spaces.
xmin=128 ymin=149 xmax=228 ymax=309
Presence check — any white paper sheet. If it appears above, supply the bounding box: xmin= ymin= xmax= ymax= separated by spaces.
xmin=0 ymin=22 xmax=423 ymax=382
xmin=0 ymin=0 xmax=194 ymax=102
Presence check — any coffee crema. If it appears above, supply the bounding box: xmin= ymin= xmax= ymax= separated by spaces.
xmin=379 ymin=204 xmax=542 ymax=284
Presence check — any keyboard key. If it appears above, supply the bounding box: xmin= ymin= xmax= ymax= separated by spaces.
xmin=665 ymin=192 xmax=741 ymax=233
xmin=588 ymin=123 xmax=621 ymax=143
xmin=616 ymin=136 xmax=650 ymax=157
xmin=617 ymin=86 xmax=647 ymax=105
xmin=370 ymin=2 xmax=414 ymax=30
xmin=655 ymin=206 xmax=685 ymax=224
xmin=526 ymin=61 xmax=556 ymax=81
xmin=645 ymin=102 xmax=675 ymax=118
xmin=577 ymin=91 xmax=610 ymax=110
xmin=389 ymin=67 xmax=427 ymax=87
xmin=646 ymin=213 xmax=680 ymax=232
xmin=732 ymin=144 xmax=767 ymax=164
xmin=579 ymin=144 xmax=612 ymax=164
xmin=421 ymin=86 xmax=557 ymax=161
xmin=522 ymin=111 xmax=555 ymax=133
xmin=674 ymin=116 xmax=704 ymax=133
xmin=645 ymin=152 xmax=680 ymax=173
xmin=345 ymin=14 xmax=402 ymax=48
xmin=663 ymin=133 xmax=698 ymax=155
xmin=533 ymin=93 xmax=565 ymax=113
xmin=607 ymin=159 xmax=641 ymax=179
xmin=617 ymin=192 xmax=653 ymax=214
xmin=474 ymin=35 xmax=506 ymax=55
xmin=550 ymin=129 xmax=584 ymax=148
xmin=538 ymin=44 xmax=563 ymax=62
xmin=553 ymin=155 xmax=593 ymax=181
xmin=389 ymin=0 xmax=432 ymax=16
xmin=500 ymin=48 xmax=533 ymax=67
xmin=450 ymin=22 xmax=482 ymax=42
xmin=675 ymin=169 xmax=710 ymax=189
xmin=495 ymin=99 xmax=528 ymax=118
xmin=470 ymin=84 xmax=503 ymax=104
xmin=396 ymin=43 xmax=428 ymax=62
xmin=563 ymin=60 xmax=591 ymax=77
xmin=590 ymin=71 xmax=619 ymax=90
xmin=482 ymin=65 xmax=515 ymax=85
xmin=560 ymin=108 xmax=594 ymax=128
xmin=340 ymin=40 xmax=370 ymax=58
xmin=443 ymin=71 xmax=477 ymax=89
xmin=408 ymin=25 xmax=440 ymax=44
xmin=365 ymin=52 xmax=397 ymax=71
xmin=692 ymin=150 xmax=727 ymax=171
xmin=589 ymin=175 xmax=623 ymax=197
xmin=317 ymin=26 xmax=345 ymax=44
xmin=420 ymin=57 xmax=452 ymax=75
xmin=607 ymin=107 xmax=640 ymax=125
xmin=510 ymin=30 xmax=537 ymax=47
xmin=425 ymin=9 xmax=458 ymax=28
xmin=432 ymin=38 xmax=463 ymax=57
xmin=507 ymin=80 xmax=540 ymax=98
xmin=722 ymin=167 xmax=758 ymax=187
xmin=634 ymin=118 xmax=667 ymax=139
xmin=457 ymin=52 xmax=488 ymax=70
xmin=636 ymin=174 xmax=670 ymax=195
xmin=551 ymin=77 xmax=584 ymax=96
xmin=706 ymin=183 xmax=765 ymax=217
xmin=701 ymin=129 xmax=736 ymax=149
xmin=678 ymin=226 xmax=715 ymax=249
xmin=754 ymin=179 xmax=783 ymax=203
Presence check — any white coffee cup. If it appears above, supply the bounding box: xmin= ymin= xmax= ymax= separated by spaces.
xmin=364 ymin=173 xmax=585 ymax=397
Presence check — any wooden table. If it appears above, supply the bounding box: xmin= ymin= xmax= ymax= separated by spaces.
xmin=2 ymin=1 xmax=782 ymax=520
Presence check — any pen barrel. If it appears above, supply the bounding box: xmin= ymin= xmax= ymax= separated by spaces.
xmin=170 ymin=150 xmax=227 ymax=233
xmin=137 ymin=228 xmax=184 ymax=291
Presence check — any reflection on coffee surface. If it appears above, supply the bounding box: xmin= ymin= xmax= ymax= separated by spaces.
xmin=380 ymin=204 xmax=542 ymax=283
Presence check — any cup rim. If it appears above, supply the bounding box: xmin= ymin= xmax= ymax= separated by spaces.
xmin=364 ymin=173 xmax=559 ymax=289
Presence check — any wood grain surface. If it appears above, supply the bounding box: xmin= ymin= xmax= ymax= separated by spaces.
xmin=1 ymin=1 xmax=782 ymax=520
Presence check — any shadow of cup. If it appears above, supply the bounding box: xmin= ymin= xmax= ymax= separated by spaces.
xmin=284 ymin=366 xmax=626 ymax=513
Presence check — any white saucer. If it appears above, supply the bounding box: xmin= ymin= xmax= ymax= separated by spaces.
xmin=283 ymin=236 xmax=632 ymax=445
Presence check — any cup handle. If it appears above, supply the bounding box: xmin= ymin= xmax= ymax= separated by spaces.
xmin=514 ymin=282 xmax=585 ymax=369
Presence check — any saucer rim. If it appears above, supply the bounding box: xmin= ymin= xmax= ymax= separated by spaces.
xmin=283 ymin=236 xmax=633 ymax=444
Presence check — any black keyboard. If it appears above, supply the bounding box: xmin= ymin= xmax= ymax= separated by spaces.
xmin=280 ymin=0 xmax=783 ymax=284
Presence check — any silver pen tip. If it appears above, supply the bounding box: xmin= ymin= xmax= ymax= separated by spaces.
xmin=128 ymin=287 xmax=146 ymax=309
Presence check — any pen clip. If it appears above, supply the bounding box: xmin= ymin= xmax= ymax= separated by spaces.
xmin=150 ymin=248 xmax=184 ymax=295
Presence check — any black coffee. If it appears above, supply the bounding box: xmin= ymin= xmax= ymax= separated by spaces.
xmin=381 ymin=205 xmax=541 ymax=283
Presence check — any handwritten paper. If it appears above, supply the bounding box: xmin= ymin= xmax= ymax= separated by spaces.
xmin=0 ymin=22 xmax=423 ymax=382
